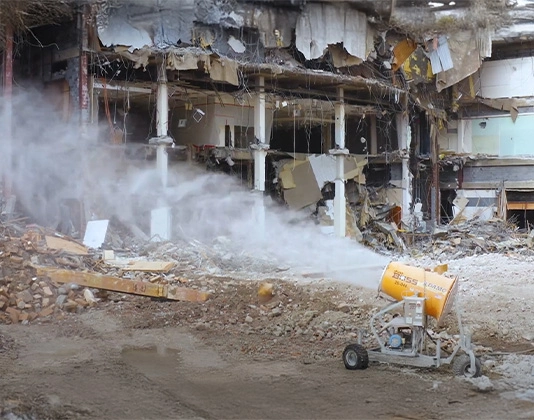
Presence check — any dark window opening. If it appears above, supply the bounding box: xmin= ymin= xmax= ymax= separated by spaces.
xmin=506 ymin=191 xmax=534 ymax=230
xmin=508 ymin=209 xmax=534 ymax=230
xmin=234 ymin=126 xmax=254 ymax=149
xmin=344 ymin=116 xmax=371 ymax=154
xmin=225 ymin=125 xmax=232 ymax=147
xmin=51 ymin=60 xmax=68 ymax=73
xmin=364 ymin=164 xmax=391 ymax=188
xmin=270 ymin=124 xmax=323 ymax=154
xmin=376 ymin=113 xmax=398 ymax=154
xmin=440 ymin=189 xmax=456 ymax=224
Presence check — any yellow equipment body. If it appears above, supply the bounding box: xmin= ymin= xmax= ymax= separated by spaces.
xmin=379 ymin=262 xmax=458 ymax=323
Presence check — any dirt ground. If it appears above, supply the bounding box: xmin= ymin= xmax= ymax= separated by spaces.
xmin=2 ymin=254 xmax=534 ymax=420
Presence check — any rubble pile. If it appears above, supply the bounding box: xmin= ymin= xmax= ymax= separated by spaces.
xmin=144 ymin=238 xmax=288 ymax=279
xmin=0 ymin=217 xmax=289 ymax=325
xmin=0 ymin=225 xmax=102 ymax=324
xmin=407 ymin=218 xmax=532 ymax=259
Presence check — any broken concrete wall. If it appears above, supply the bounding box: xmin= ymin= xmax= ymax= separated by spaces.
xmin=97 ymin=0 xmax=196 ymax=51
xmin=295 ymin=2 xmax=371 ymax=62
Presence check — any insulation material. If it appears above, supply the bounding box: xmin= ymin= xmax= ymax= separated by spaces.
xmin=117 ymin=47 xmax=152 ymax=69
xmin=392 ymin=39 xmax=417 ymax=71
xmin=295 ymin=3 xmax=368 ymax=61
xmin=436 ymin=30 xmax=492 ymax=93
xmin=283 ymin=160 xmax=322 ymax=210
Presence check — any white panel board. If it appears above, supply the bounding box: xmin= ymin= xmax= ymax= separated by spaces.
xmin=83 ymin=220 xmax=109 ymax=249
xmin=480 ymin=57 xmax=534 ymax=99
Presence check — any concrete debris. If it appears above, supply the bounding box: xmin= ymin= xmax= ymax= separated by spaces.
xmin=405 ymin=218 xmax=530 ymax=260
xmin=45 ymin=235 xmax=89 ymax=255
xmin=0 ymin=218 xmax=217 ymax=323
xmin=466 ymin=376 xmax=495 ymax=393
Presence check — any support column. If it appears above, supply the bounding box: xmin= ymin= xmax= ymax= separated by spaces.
xmin=397 ymin=113 xmax=412 ymax=223
xmin=370 ymin=114 xmax=378 ymax=155
xmin=252 ymin=76 xmax=269 ymax=237
xmin=431 ymin=123 xmax=440 ymax=226
xmin=149 ymin=59 xmax=173 ymax=242
xmin=153 ymin=61 xmax=171 ymax=188
xmin=253 ymin=76 xmax=268 ymax=191
xmin=78 ymin=5 xmax=90 ymax=135
xmin=331 ymin=87 xmax=348 ymax=238
xmin=2 ymin=24 xmax=14 ymax=199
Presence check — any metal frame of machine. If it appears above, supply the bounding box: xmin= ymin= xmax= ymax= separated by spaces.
xmin=343 ymin=263 xmax=482 ymax=378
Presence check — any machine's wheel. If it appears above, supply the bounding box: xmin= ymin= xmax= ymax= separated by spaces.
xmin=452 ymin=354 xmax=482 ymax=378
xmin=342 ymin=344 xmax=369 ymax=370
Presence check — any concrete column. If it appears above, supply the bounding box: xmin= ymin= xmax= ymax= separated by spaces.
xmin=370 ymin=114 xmax=378 ymax=155
xmin=2 ymin=24 xmax=13 ymax=199
xmin=78 ymin=5 xmax=90 ymax=136
xmin=149 ymin=60 xmax=172 ymax=242
xmin=254 ymin=76 xmax=266 ymax=146
xmin=252 ymin=76 xmax=269 ymax=237
xmin=156 ymin=62 xmax=170 ymax=188
xmin=332 ymin=87 xmax=347 ymax=238
xmin=397 ymin=113 xmax=412 ymax=222
xmin=253 ymin=76 xmax=268 ymax=191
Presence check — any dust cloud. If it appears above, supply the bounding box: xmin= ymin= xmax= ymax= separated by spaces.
xmin=0 ymin=90 xmax=389 ymax=289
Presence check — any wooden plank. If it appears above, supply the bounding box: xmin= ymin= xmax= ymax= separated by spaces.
xmin=106 ymin=260 xmax=175 ymax=273
xmin=507 ymin=202 xmax=534 ymax=210
xmin=45 ymin=236 xmax=89 ymax=255
xmin=35 ymin=267 xmax=209 ymax=302
xmin=125 ymin=261 xmax=175 ymax=272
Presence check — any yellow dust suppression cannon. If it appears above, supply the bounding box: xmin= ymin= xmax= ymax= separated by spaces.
xmin=342 ymin=262 xmax=482 ymax=377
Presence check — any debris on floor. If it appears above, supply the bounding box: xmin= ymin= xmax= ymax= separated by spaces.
xmin=0 ymin=218 xmax=218 ymax=323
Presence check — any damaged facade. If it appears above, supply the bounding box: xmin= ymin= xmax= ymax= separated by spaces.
xmin=2 ymin=0 xmax=534 ymax=249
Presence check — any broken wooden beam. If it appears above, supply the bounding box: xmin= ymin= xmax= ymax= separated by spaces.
xmin=45 ymin=235 xmax=89 ymax=255
xmin=105 ymin=259 xmax=175 ymax=273
xmin=35 ymin=267 xmax=209 ymax=303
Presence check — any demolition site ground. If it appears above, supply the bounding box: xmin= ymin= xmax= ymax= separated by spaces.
xmin=2 ymin=249 xmax=534 ymax=419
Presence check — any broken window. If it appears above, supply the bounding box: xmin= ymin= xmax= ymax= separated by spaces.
xmin=234 ymin=126 xmax=254 ymax=149
xmin=270 ymin=123 xmax=324 ymax=154
xmin=376 ymin=113 xmax=398 ymax=154
xmin=345 ymin=116 xmax=371 ymax=154
xmin=506 ymin=190 xmax=534 ymax=230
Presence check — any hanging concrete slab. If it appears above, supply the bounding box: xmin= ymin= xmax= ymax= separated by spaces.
xmin=295 ymin=3 xmax=369 ymax=61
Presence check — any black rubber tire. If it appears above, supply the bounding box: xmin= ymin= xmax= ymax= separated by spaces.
xmin=342 ymin=344 xmax=369 ymax=370
xmin=452 ymin=354 xmax=482 ymax=378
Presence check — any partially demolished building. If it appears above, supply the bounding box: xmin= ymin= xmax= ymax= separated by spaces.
xmin=2 ymin=0 xmax=534 ymax=245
